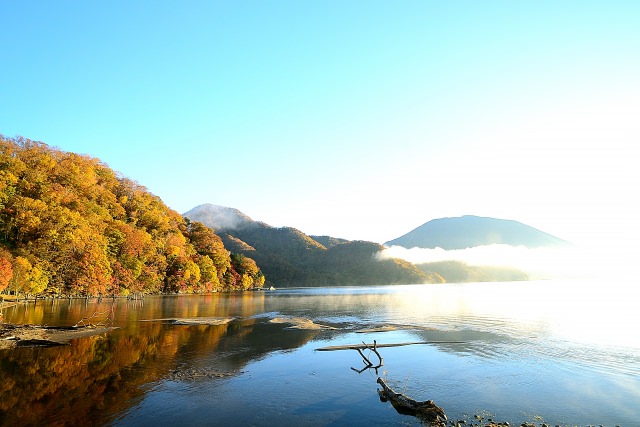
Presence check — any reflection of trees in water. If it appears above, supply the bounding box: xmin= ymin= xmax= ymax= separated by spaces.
xmin=3 ymin=292 xmax=268 ymax=327
xmin=0 ymin=318 xmax=321 ymax=426
xmin=1 ymin=334 xmax=146 ymax=426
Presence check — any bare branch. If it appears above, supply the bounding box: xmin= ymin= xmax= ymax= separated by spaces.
xmin=73 ymin=302 xmax=116 ymax=328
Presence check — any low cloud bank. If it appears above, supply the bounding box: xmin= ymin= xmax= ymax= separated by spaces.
xmin=378 ymin=244 xmax=630 ymax=280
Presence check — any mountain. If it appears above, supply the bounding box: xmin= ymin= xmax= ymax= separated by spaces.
xmin=184 ymin=204 xmax=439 ymax=287
xmin=181 ymin=204 xmax=254 ymax=231
xmin=385 ymin=215 xmax=569 ymax=249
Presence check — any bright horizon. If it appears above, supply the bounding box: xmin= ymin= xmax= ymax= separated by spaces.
xmin=2 ymin=1 xmax=638 ymax=256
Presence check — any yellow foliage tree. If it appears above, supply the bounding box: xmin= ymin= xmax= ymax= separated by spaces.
xmin=9 ymin=256 xmax=49 ymax=296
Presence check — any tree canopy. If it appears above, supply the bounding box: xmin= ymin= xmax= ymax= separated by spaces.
xmin=0 ymin=135 xmax=264 ymax=296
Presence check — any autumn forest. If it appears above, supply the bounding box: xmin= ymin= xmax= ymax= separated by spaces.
xmin=0 ymin=135 xmax=265 ymax=297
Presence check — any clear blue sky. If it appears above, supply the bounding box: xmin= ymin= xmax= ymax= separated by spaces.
xmin=2 ymin=1 xmax=639 ymax=249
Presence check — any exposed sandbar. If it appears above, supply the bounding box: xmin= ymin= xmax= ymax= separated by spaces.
xmin=269 ymin=317 xmax=337 ymax=330
xmin=0 ymin=323 xmax=116 ymax=350
xmin=140 ymin=317 xmax=235 ymax=326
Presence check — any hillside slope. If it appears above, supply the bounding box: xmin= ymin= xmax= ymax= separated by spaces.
xmin=184 ymin=204 xmax=438 ymax=287
xmin=0 ymin=136 xmax=264 ymax=296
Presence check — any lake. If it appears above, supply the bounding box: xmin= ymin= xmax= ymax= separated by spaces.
xmin=1 ymin=280 xmax=639 ymax=426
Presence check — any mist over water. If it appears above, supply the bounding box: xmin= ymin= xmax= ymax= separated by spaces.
xmin=379 ymin=242 xmax=640 ymax=356
xmin=380 ymin=242 xmax=636 ymax=282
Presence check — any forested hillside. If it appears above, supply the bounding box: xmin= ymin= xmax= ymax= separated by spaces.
xmin=185 ymin=204 xmax=442 ymax=287
xmin=0 ymin=136 xmax=264 ymax=296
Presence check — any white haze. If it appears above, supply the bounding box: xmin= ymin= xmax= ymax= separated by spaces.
xmin=379 ymin=243 xmax=634 ymax=281
xmin=185 ymin=204 xmax=250 ymax=231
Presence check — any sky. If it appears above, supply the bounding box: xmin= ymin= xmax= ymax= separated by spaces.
xmin=2 ymin=1 xmax=639 ymax=258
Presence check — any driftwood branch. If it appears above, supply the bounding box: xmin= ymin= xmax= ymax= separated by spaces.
xmin=318 ymin=340 xmax=448 ymax=424
xmin=73 ymin=302 xmax=116 ymax=328
xmin=351 ymin=340 xmax=384 ymax=374
xmin=377 ymin=377 xmax=447 ymax=425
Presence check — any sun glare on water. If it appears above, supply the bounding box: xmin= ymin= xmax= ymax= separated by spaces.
xmin=398 ymin=279 xmax=640 ymax=352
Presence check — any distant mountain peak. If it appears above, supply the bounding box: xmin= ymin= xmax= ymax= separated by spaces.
xmin=184 ymin=204 xmax=255 ymax=231
xmin=385 ymin=215 xmax=569 ymax=249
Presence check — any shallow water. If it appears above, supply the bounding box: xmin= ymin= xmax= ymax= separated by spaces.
xmin=1 ymin=280 xmax=639 ymax=426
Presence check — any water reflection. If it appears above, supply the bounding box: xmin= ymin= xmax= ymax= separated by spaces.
xmin=0 ymin=307 xmax=324 ymax=426
xmin=1 ymin=282 xmax=639 ymax=426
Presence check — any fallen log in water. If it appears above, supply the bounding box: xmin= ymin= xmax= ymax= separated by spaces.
xmin=316 ymin=341 xmax=426 ymax=351
xmin=315 ymin=340 xmax=449 ymax=423
xmin=315 ymin=341 xmax=464 ymax=351
xmin=376 ymin=377 xmax=447 ymax=425
xmin=355 ymin=324 xmax=438 ymax=333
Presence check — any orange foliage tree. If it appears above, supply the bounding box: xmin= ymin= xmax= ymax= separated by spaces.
xmin=0 ymin=249 xmax=13 ymax=292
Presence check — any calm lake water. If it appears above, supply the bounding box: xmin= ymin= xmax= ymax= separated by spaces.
xmin=1 ymin=280 xmax=639 ymax=426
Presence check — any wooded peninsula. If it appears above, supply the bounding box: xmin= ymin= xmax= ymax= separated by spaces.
xmin=0 ymin=136 xmax=265 ymax=297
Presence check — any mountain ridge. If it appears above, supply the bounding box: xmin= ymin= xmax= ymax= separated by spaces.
xmin=184 ymin=204 xmax=438 ymax=287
